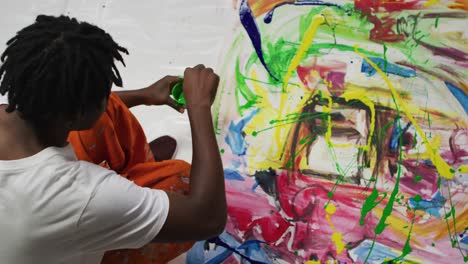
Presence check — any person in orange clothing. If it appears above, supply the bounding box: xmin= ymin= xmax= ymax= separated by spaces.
xmin=68 ymin=79 xmax=194 ymax=264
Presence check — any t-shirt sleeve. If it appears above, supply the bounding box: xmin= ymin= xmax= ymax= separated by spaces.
xmin=75 ymin=171 xmax=169 ymax=252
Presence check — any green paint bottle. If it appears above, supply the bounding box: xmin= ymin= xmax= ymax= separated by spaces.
xmin=170 ymin=79 xmax=186 ymax=107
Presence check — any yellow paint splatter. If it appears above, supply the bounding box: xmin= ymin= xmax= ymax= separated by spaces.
xmin=283 ymin=14 xmax=325 ymax=92
xmin=331 ymin=232 xmax=345 ymax=254
xmin=246 ymin=70 xmax=284 ymax=169
xmin=325 ymin=203 xmax=337 ymax=214
xmin=276 ymin=14 xmax=324 ymax=153
xmin=458 ymin=165 xmax=468 ymax=173
xmin=305 ymin=261 xmax=321 ymax=264
xmin=325 ymin=204 xmax=345 ymax=255
xmin=325 ymin=203 xmax=336 ymax=230
xmin=424 ymin=0 xmax=439 ymax=7
xmin=354 ymin=45 xmax=455 ymax=180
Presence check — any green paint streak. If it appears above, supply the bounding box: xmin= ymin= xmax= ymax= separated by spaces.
xmin=286 ymin=133 xmax=318 ymax=169
xmin=299 ymin=134 xmax=315 ymax=145
xmin=252 ymin=113 xmax=328 ymax=136
xmin=435 ymin=15 xmax=440 ymax=28
xmin=375 ymin=170 xmax=400 ymax=234
xmin=364 ymin=235 xmax=378 ymax=263
xmin=388 ymin=210 xmax=415 ymax=263
xmin=325 ymin=146 xmax=361 ymax=208
xmin=427 ymin=111 xmax=432 ymax=138
xmin=269 ymin=112 xmax=325 ymax=125
xmin=290 ymin=135 xmax=317 ymax=168
xmin=413 ymin=194 xmax=422 ymax=202
xmin=282 ymin=40 xmax=381 ymax=57
xmin=414 ymin=175 xmax=422 ymax=183
xmin=220 ymin=149 xmax=225 ymax=154
xmin=364 ymin=117 xmax=404 ymax=263
xmin=412 ymin=132 xmax=418 ymax=148
xmin=263 ymin=37 xmax=298 ymax=84
xmin=359 ymin=187 xmax=387 ymax=225
xmin=235 ymin=58 xmax=260 ymax=115
xmin=383 ymin=43 xmax=388 ymax=73
xmin=445 ymin=183 xmax=466 ymax=258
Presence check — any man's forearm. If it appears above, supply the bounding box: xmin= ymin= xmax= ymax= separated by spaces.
xmin=115 ymin=89 xmax=148 ymax=108
xmin=187 ymin=106 xmax=226 ymax=220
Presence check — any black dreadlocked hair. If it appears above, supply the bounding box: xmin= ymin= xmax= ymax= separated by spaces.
xmin=0 ymin=15 xmax=128 ymax=122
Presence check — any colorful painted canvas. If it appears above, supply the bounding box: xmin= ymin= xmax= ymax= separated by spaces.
xmin=187 ymin=0 xmax=468 ymax=263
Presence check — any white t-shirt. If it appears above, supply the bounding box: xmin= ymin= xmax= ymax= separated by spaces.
xmin=0 ymin=144 xmax=169 ymax=264
xmin=0 ymin=94 xmax=7 ymax=105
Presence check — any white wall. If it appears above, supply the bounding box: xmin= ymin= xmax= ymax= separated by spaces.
xmin=0 ymin=0 xmax=238 ymax=162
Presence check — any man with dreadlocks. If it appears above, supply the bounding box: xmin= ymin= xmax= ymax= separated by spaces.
xmin=0 ymin=15 xmax=226 ymax=264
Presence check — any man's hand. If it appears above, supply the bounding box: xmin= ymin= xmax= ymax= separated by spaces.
xmin=142 ymin=76 xmax=184 ymax=113
xmin=183 ymin=65 xmax=219 ymax=110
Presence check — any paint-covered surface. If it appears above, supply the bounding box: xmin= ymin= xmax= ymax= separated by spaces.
xmin=188 ymin=0 xmax=468 ymax=263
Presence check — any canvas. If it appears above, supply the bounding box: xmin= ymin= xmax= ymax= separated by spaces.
xmin=187 ymin=0 xmax=467 ymax=263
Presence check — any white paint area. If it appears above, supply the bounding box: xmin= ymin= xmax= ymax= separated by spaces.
xmin=0 ymin=0 xmax=238 ymax=163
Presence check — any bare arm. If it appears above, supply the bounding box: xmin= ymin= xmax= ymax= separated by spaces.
xmin=115 ymin=76 xmax=183 ymax=112
xmin=152 ymin=65 xmax=226 ymax=242
xmin=114 ymin=89 xmax=148 ymax=108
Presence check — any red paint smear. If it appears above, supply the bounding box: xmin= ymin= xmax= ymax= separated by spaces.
xmin=297 ymin=61 xmax=347 ymax=94
xmin=354 ymin=0 xmax=422 ymax=43
xmin=225 ymin=171 xmax=394 ymax=262
xmin=367 ymin=15 xmax=405 ymax=43
xmin=224 ymin=169 xmax=461 ymax=262
xmin=399 ymin=161 xmax=439 ymax=197
xmin=248 ymin=0 xmax=292 ymax=17
xmin=355 ymin=0 xmax=423 ymax=13
xmin=297 ymin=65 xmax=312 ymax=90
xmin=226 ymin=183 xmax=292 ymax=243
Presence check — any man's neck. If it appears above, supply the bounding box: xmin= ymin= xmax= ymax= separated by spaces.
xmin=0 ymin=106 xmax=69 ymax=160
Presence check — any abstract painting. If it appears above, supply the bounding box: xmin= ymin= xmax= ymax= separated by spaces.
xmin=187 ymin=0 xmax=467 ymax=263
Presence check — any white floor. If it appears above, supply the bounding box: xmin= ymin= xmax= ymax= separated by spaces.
xmin=0 ymin=0 xmax=238 ymax=163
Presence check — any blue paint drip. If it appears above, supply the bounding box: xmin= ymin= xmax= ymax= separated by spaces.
xmin=390 ymin=118 xmax=411 ymax=151
xmin=186 ymin=242 xmax=210 ymax=264
xmin=409 ymin=191 xmax=446 ymax=218
xmin=207 ymin=235 xmax=270 ymax=264
xmin=264 ymin=0 xmax=342 ymax=24
xmin=187 ymin=232 xmax=271 ymax=264
xmin=445 ymin=82 xmax=468 ymax=114
xmin=349 ymin=239 xmax=412 ymax=263
xmin=225 ymin=109 xmax=259 ymax=155
xmin=461 ymin=236 xmax=468 ymax=245
xmin=251 ymin=182 xmax=259 ymax=191
xmin=224 ymin=169 xmax=245 ymax=181
xmin=206 ymin=250 xmax=234 ymax=264
xmin=239 ymin=0 xmax=279 ymax=81
xmin=361 ymin=57 xmax=417 ymax=77
xmin=187 ymin=240 xmax=233 ymax=264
